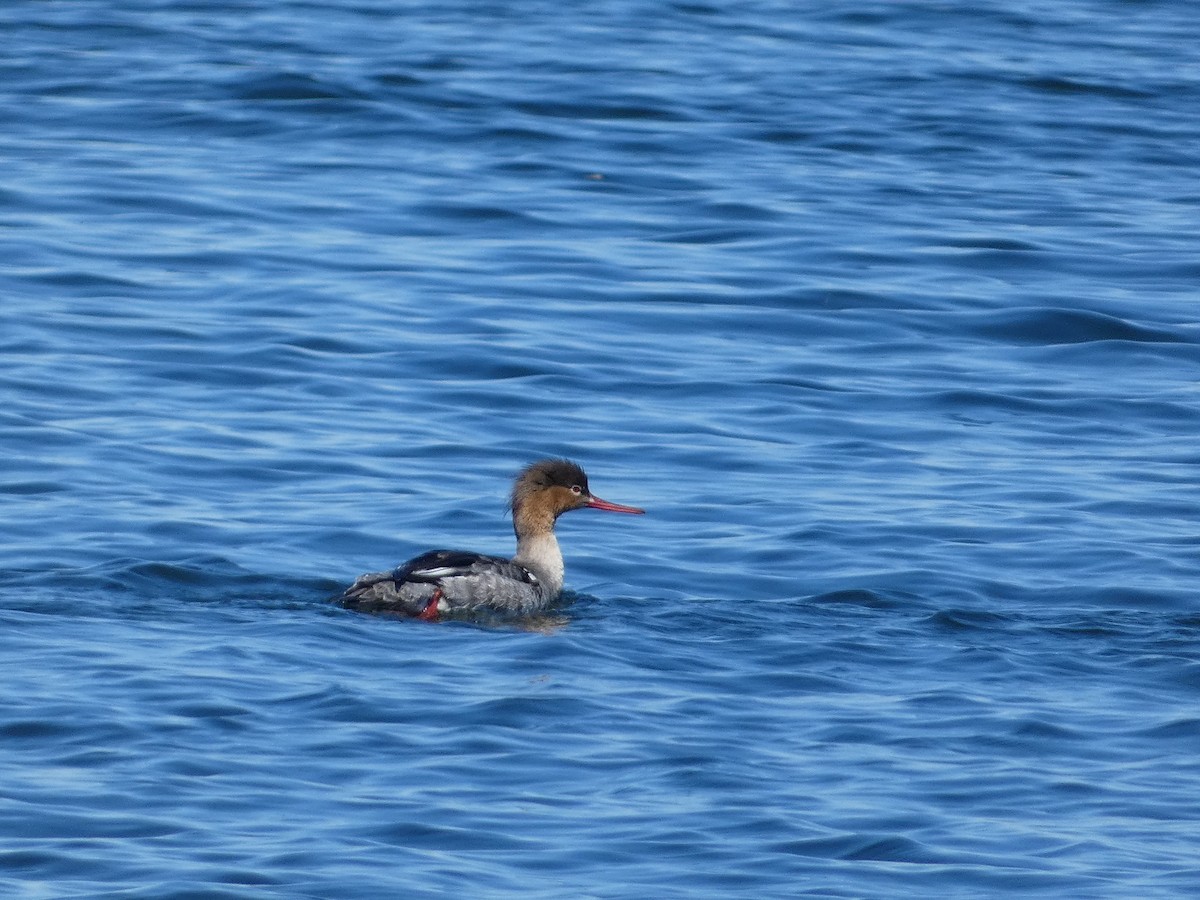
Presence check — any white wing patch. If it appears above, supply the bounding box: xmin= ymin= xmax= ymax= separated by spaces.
xmin=414 ymin=566 xmax=462 ymax=580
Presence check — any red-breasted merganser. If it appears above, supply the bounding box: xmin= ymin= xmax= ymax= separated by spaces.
xmin=338 ymin=458 xmax=644 ymax=619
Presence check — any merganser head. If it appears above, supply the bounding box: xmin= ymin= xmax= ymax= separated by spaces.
xmin=509 ymin=458 xmax=644 ymax=535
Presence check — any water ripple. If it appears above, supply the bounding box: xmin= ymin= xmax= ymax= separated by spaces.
xmin=3 ymin=0 xmax=1200 ymax=897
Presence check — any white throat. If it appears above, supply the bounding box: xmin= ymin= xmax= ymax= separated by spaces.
xmin=514 ymin=532 xmax=564 ymax=596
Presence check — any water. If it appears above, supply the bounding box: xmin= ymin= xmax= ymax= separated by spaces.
xmin=3 ymin=1 xmax=1199 ymax=896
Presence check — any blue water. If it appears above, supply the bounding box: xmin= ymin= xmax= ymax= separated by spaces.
xmin=3 ymin=1 xmax=1199 ymax=896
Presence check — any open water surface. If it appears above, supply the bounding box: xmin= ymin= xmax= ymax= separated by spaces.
xmin=3 ymin=1 xmax=1200 ymax=897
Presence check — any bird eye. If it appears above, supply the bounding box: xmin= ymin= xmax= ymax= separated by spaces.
xmin=570 ymin=485 xmax=582 ymax=495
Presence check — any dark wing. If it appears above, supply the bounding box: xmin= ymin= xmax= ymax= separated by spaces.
xmin=393 ymin=549 xmax=537 ymax=587
xmin=339 ymin=549 xmax=539 ymax=616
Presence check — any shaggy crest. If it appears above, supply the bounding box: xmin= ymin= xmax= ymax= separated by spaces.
xmin=509 ymin=458 xmax=588 ymax=511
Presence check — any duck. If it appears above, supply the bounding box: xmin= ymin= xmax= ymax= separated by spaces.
xmin=338 ymin=458 xmax=644 ymax=619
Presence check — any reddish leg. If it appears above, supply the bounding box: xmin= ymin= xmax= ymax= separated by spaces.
xmin=417 ymin=587 xmax=443 ymax=622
